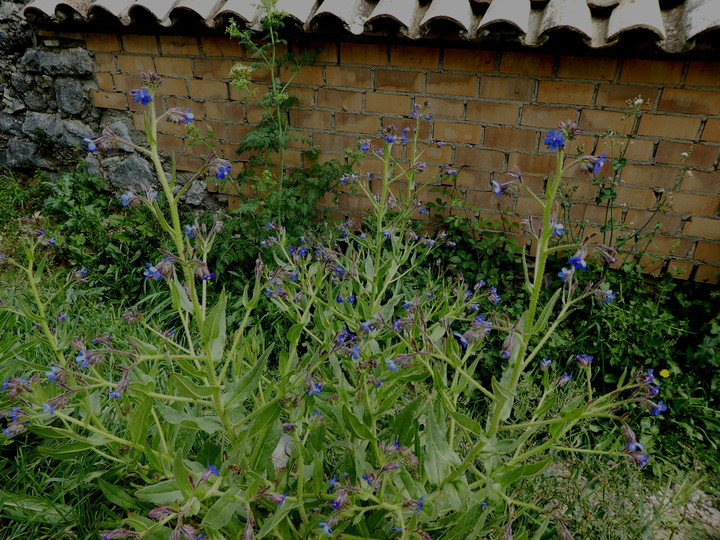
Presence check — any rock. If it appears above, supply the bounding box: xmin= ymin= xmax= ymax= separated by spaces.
xmin=55 ymin=78 xmax=85 ymax=115
xmin=0 ymin=112 xmax=21 ymax=135
xmin=183 ymin=180 xmax=207 ymax=206
xmin=24 ymin=90 xmax=47 ymax=111
xmin=20 ymin=48 xmax=94 ymax=76
xmin=22 ymin=111 xmax=93 ymax=145
xmin=107 ymin=120 xmax=135 ymax=152
xmin=2 ymin=140 xmax=47 ymax=168
xmin=106 ymin=154 xmax=155 ymax=190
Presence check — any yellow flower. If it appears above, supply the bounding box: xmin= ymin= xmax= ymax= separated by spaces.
xmin=659 ymin=369 xmax=670 ymax=378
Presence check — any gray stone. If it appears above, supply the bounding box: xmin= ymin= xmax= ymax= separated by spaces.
xmin=85 ymin=153 xmax=103 ymax=178
xmin=0 ymin=112 xmax=21 ymax=135
xmin=10 ymin=72 xmax=29 ymax=93
xmin=183 ymin=180 xmax=206 ymax=206
xmin=24 ymin=90 xmax=47 ymax=111
xmin=20 ymin=48 xmax=94 ymax=76
xmin=55 ymin=78 xmax=85 ymax=115
xmin=3 ymin=140 xmax=47 ymax=168
xmin=22 ymin=112 xmax=93 ymax=146
xmin=106 ymin=154 xmax=155 ymax=190
xmin=107 ymin=120 xmax=135 ymax=152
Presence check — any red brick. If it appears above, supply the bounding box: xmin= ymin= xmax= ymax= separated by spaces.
xmin=94 ymin=53 xmax=117 ymax=72
xmin=160 ymin=35 xmax=199 ymax=56
xmin=314 ymin=89 xmax=360 ymax=111
xmin=365 ymin=93 xmax=409 ymax=115
xmin=583 ymin=204 xmax=623 ymax=226
xmin=624 ymin=209 xmax=682 ymax=235
xmin=467 ymin=101 xmax=519 ymax=125
xmin=111 ymin=73 xmax=139 ymax=94
xmin=390 ymin=45 xmax=440 ymax=69
xmin=375 ymin=70 xmax=423 ymax=92
xmin=155 ymin=77 xmax=188 ymax=97
xmin=646 ymin=236 xmax=693 ymax=257
xmin=336 ymin=112 xmax=380 ymax=134
xmin=521 ymin=105 xmax=579 ymax=128
xmin=194 ymin=58 xmax=233 ymax=79
xmin=426 ymin=72 xmax=476 ymax=96
xmin=117 ymin=54 xmax=155 ymax=74
xmin=306 ymin=41 xmax=339 ymax=64
xmin=434 ymin=122 xmax=482 ymax=144
xmin=96 ymin=72 xmax=114 ymax=91
xmin=580 ymin=109 xmax=628 ymax=133
xmin=623 ymin=139 xmax=654 ymax=161
xmin=338 ymin=193 xmax=375 ymax=213
xmin=226 ymin=124 xmax=252 ymax=143
xmin=156 ymin=133 xmax=184 ymax=154
xmin=201 ymin=36 xmax=244 ymax=57
xmin=622 ymin=163 xmax=679 ymax=189
xmin=637 ymin=254 xmax=664 ymax=276
xmin=479 ymin=76 xmax=534 ymax=101
xmin=680 ymin=169 xmax=720 ymax=194
xmin=155 ymin=57 xmax=193 ymax=77
xmin=669 ymin=192 xmax=719 ymax=216
xmin=685 ymin=61 xmax=720 ymax=87
xmin=637 ymin=114 xmax=702 ymax=140
xmin=340 ymin=43 xmax=387 ymax=66
xmin=289 ymin=109 xmax=333 ymax=130
xmin=455 ymin=146 xmax=505 ymax=171
xmin=327 ymin=66 xmax=372 ymax=88
xmin=312 ymin=132 xmax=357 ymax=154
xmin=616 ymin=186 xmax=657 ymax=208
xmin=694 ymin=241 xmax=720 ymax=263
xmin=175 ymin=154 xmax=205 ymax=172
xmin=422 ymin=144 xmax=453 ymax=164
xmin=484 ymin=126 xmax=536 ymax=150
xmin=204 ymin=101 xmax=244 ymax=121
xmin=557 ymin=56 xmax=618 ymax=81
xmin=188 ymin=80 xmax=228 ymax=100
xmin=507 ymin=152 xmax=557 ymax=176
xmin=92 ymin=90 xmax=126 ymax=110
xmin=245 ymin=104 xmax=264 ymax=123
xmin=694 ymin=264 xmax=720 ymax=284
xmin=424 ymin=97 xmax=465 ymax=120
xmin=656 ymin=142 xmax=718 ymax=168
xmin=465 ymin=187 xmax=514 ymax=212
xmin=85 ymin=33 xmax=120 ymax=52
xmin=701 ymin=118 xmax=720 ymax=142
xmin=516 ymin=196 xmax=545 ymax=216
xmin=280 ymin=65 xmax=324 ymax=86
xmin=122 ymin=34 xmax=158 ymax=54
xmin=595 ymin=84 xmax=658 ymax=109
xmin=620 ymin=59 xmax=684 ymax=85
xmin=666 ymin=260 xmax=693 ymax=279
xmin=537 ymin=81 xmax=595 ymax=106
xmin=500 ymin=52 xmax=554 ymax=77
xmin=659 ymin=88 xmax=720 ymax=115
xmin=443 ymin=48 xmax=495 ymax=72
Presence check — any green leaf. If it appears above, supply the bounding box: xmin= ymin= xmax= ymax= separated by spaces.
xmin=98 ymin=478 xmax=139 ymax=510
xmin=36 ymin=441 xmax=96 ymax=459
xmin=342 ymin=405 xmax=374 ymax=440
xmin=0 ymin=492 xmax=72 ymax=523
xmin=448 ymin=410 xmax=486 ymax=438
xmin=135 ymin=480 xmax=183 ymax=505
xmin=173 ymin=453 xmax=194 ymax=499
xmin=248 ymin=401 xmax=281 ymax=438
xmin=202 ymin=291 xmax=227 ymax=363
xmin=533 ymin=288 xmax=562 ymax=334
xmin=202 ymin=487 xmax=245 ymax=530
xmin=423 ymin=399 xmax=461 ymax=486
xmin=170 ymin=273 xmax=194 ymax=312
xmin=170 ymin=372 xmax=219 ymax=400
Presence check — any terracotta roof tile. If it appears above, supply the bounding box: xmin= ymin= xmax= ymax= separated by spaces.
xmin=22 ymin=0 xmax=720 ymax=52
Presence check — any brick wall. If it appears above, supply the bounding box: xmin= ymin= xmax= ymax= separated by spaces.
xmin=83 ymin=32 xmax=719 ymax=283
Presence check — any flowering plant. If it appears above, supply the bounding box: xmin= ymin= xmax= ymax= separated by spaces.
xmin=0 ymin=83 xmax=671 ymax=538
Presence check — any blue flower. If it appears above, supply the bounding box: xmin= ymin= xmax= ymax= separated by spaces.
xmin=336 ymin=296 xmax=344 ymax=303
xmin=57 ymin=313 xmax=68 ymax=323
xmin=349 ymin=344 xmax=361 ymax=360
xmin=42 ymin=402 xmax=55 ymax=415
xmin=83 ymin=137 xmax=98 ymax=152
xmin=540 ymin=358 xmax=551 ymax=370
xmin=307 ymin=382 xmax=322 ymax=396
xmin=382 ymin=230 xmax=391 ymax=240
xmin=487 ymin=286 xmax=501 ymax=305
xmin=596 ymin=288 xmax=616 ymax=303
xmin=7 ymin=407 xmax=21 ymax=421
xmin=651 ymin=400 xmax=667 ymax=416
xmin=543 ymin=130 xmax=565 ymax=150
xmin=359 ymin=139 xmax=371 ymax=153
xmin=319 ymin=522 xmax=333 ymax=534
xmin=411 ymin=496 xmax=425 ymax=514
xmin=559 ymin=373 xmax=572 ymax=386
xmin=75 ymin=350 xmax=91 ymax=368
xmin=558 ymin=267 xmax=573 ymax=282
xmin=384 ymin=134 xmax=396 ymax=144
xmin=215 ymin=162 xmax=231 ymax=180
xmin=119 ymin=191 xmax=136 ymax=206
xmin=207 ymin=463 xmax=220 ymax=476
xmin=593 ymin=152 xmax=607 ymax=174
xmin=109 ymin=390 xmax=122 ymax=399
xmin=143 ymin=263 xmax=162 ymax=281
xmin=453 ymin=332 xmax=468 ymax=349
xmin=387 ymin=359 xmax=400 ymax=372
xmin=568 ymin=247 xmax=588 ymax=270
xmin=46 ymin=365 xmax=62 ymax=382
xmin=131 ymin=88 xmax=153 ymax=105
xmin=551 ymin=221 xmax=564 ymax=237
xmin=575 ymin=353 xmax=593 ymax=367
xmin=327 ymin=475 xmax=338 ymax=490
xmin=184 ymin=224 xmax=195 ymax=238
xmin=347 ymin=295 xmax=356 ymax=304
